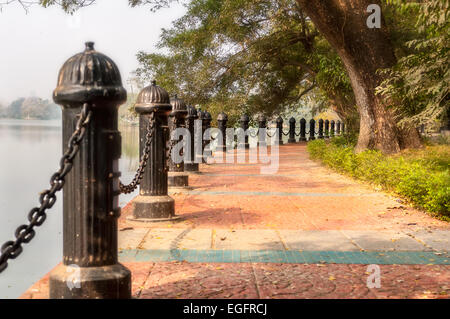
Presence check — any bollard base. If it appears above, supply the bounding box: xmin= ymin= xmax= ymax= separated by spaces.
xmin=168 ymin=172 xmax=189 ymax=187
xmin=168 ymin=186 xmax=193 ymax=194
xmin=288 ymin=138 xmax=297 ymax=143
xmin=185 ymin=162 xmax=200 ymax=173
xmin=130 ymin=195 xmax=176 ymax=220
xmin=49 ymin=263 xmax=131 ymax=299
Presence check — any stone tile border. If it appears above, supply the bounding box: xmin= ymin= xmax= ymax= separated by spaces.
xmin=118 ymin=249 xmax=450 ymax=265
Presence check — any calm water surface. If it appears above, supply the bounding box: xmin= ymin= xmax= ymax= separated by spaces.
xmin=0 ymin=119 xmax=140 ymax=298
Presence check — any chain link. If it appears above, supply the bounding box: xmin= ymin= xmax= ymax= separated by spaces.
xmin=248 ymin=129 xmax=258 ymax=138
xmin=0 ymin=103 xmax=92 ymax=274
xmin=266 ymin=129 xmax=277 ymax=138
xmin=119 ymin=111 xmax=155 ymax=194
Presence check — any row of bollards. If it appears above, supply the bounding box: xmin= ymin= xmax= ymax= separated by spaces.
xmin=46 ymin=43 xmax=345 ymax=299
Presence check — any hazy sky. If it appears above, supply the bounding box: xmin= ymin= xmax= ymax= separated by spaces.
xmin=0 ymin=0 xmax=186 ymax=105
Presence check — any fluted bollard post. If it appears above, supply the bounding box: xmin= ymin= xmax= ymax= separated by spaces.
xmin=288 ymin=117 xmax=296 ymax=143
xmin=276 ymin=116 xmax=283 ymax=145
xmin=196 ymin=108 xmax=205 ymax=166
xmin=336 ymin=120 xmax=341 ymax=135
xmin=299 ymin=118 xmax=307 ymax=142
xmin=324 ymin=120 xmax=330 ymax=138
xmin=257 ymin=114 xmax=267 ymax=147
xmin=49 ymin=42 xmax=131 ymax=299
xmin=130 ymin=81 xmax=176 ymax=221
xmin=217 ymin=112 xmax=228 ymax=152
xmin=203 ymin=111 xmax=212 ymax=163
xmin=168 ymin=95 xmax=189 ymax=189
xmin=318 ymin=119 xmax=324 ymax=139
xmin=309 ymin=119 xmax=316 ymax=141
xmin=239 ymin=114 xmax=250 ymax=149
xmin=330 ymin=120 xmax=335 ymax=137
xmin=185 ymin=105 xmax=199 ymax=173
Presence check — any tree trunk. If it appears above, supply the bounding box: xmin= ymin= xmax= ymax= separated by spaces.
xmin=297 ymin=0 xmax=421 ymax=153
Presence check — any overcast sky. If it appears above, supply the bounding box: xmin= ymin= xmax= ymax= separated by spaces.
xmin=0 ymin=0 xmax=186 ymax=105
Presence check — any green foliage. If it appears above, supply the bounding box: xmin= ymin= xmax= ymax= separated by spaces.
xmin=0 ymin=97 xmax=60 ymax=120
xmin=377 ymin=0 xmax=450 ymax=129
xmin=135 ymin=0 xmax=356 ymax=125
xmin=307 ymin=139 xmax=450 ymax=218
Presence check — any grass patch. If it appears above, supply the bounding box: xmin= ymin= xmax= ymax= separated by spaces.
xmin=307 ymin=137 xmax=450 ymax=220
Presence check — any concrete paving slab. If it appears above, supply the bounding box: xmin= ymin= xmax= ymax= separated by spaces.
xmin=342 ymin=230 xmax=428 ymax=251
xmin=215 ymin=229 xmax=283 ymax=250
xmin=140 ymin=228 xmax=190 ymax=250
xmin=118 ymin=228 xmax=149 ymax=250
xmin=279 ymin=230 xmax=359 ymax=251
xmin=178 ymin=229 xmax=212 ymax=250
xmin=406 ymin=230 xmax=450 ymax=252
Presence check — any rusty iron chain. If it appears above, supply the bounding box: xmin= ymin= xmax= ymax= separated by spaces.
xmin=165 ymin=125 xmax=175 ymax=172
xmin=248 ymin=128 xmax=258 ymax=138
xmin=0 ymin=103 xmax=92 ymax=274
xmin=119 ymin=111 xmax=155 ymax=194
xmin=266 ymin=129 xmax=277 ymax=138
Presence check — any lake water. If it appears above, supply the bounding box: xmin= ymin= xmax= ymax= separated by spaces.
xmin=0 ymin=119 xmax=140 ymax=299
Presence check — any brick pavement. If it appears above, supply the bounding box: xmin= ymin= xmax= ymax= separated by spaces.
xmin=21 ymin=143 xmax=449 ymax=299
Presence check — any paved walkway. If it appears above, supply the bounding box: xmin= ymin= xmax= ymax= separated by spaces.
xmin=22 ymin=143 xmax=449 ymax=299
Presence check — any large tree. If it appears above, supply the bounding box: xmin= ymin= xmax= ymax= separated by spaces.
xmin=295 ymin=0 xmax=424 ymax=153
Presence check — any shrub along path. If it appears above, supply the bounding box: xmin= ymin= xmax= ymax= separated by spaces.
xmin=22 ymin=143 xmax=449 ymax=299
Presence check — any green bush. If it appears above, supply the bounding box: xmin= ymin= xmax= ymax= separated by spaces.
xmin=307 ymin=139 xmax=450 ymax=219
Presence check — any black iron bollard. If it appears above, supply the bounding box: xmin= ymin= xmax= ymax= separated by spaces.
xmin=324 ymin=120 xmax=330 ymax=138
xmin=309 ymin=119 xmax=316 ymax=141
xmin=330 ymin=120 xmax=335 ymax=137
xmin=203 ymin=111 xmax=212 ymax=163
xmin=299 ymin=118 xmax=307 ymax=142
xmin=318 ymin=119 xmax=324 ymax=139
xmin=130 ymin=81 xmax=176 ymax=221
xmin=257 ymin=114 xmax=267 ymax=147
xmin=276 ymin=116 xmax=283 ymax=145
xmin=49 ymin=42 xmax=131 ymax=299
xmin=168 ymin=95 xmax=189 ymax=189
xmin=336 ymin=121 xmax=341 ymax=135
xmin=239 ymin=114 xmax=250 ymax=149
xmin=217 ymin=112 xmax=228 ymax=152
xmin=196 ymin=108 xmax=205 ymax=165
xmin=342 ymin=122 xmax=345 ymax=134
xmin=185 ymin=105 xmax=199 ymax=173
xmin=288 ymin=117 xmax=296 ymax=143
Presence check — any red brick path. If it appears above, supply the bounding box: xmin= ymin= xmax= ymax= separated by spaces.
xmin=21 ymin=263 xmax=449 ymax=299
xmin=22 ymin=143 xmax=449 ymax=299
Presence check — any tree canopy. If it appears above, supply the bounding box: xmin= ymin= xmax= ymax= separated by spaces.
xmin=2 ymin=0 xmax=449 ymax=152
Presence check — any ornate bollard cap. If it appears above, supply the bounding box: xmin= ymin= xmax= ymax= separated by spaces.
xmin=300 ymin=118 xmax=306 ymax=123
xmin=203 ymin=111 xmax=212 ymax=121
xmin=170 ymin=94 xmax=188 ymax=118
xmin=289 ymin=117 xmax=296 ymax=123
xmin=53 ymin=42 xmax=126 ymax=106
xmin=276 ymin=116 xmax=283 ymax=123
xmin=135 ymin=80 xmax=172 ymax=114
xmin=196 ymin=108 xmax=204 ymax=119
xmin=240 ymin=114 xmax=249 ymax=122
xmin=257 ymin=114 xmax=266 ymax=123
xmin=186 ymin=105 xmax=198 ymax=119
xmin=217 ymin=112 xmax=228 ymax=121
